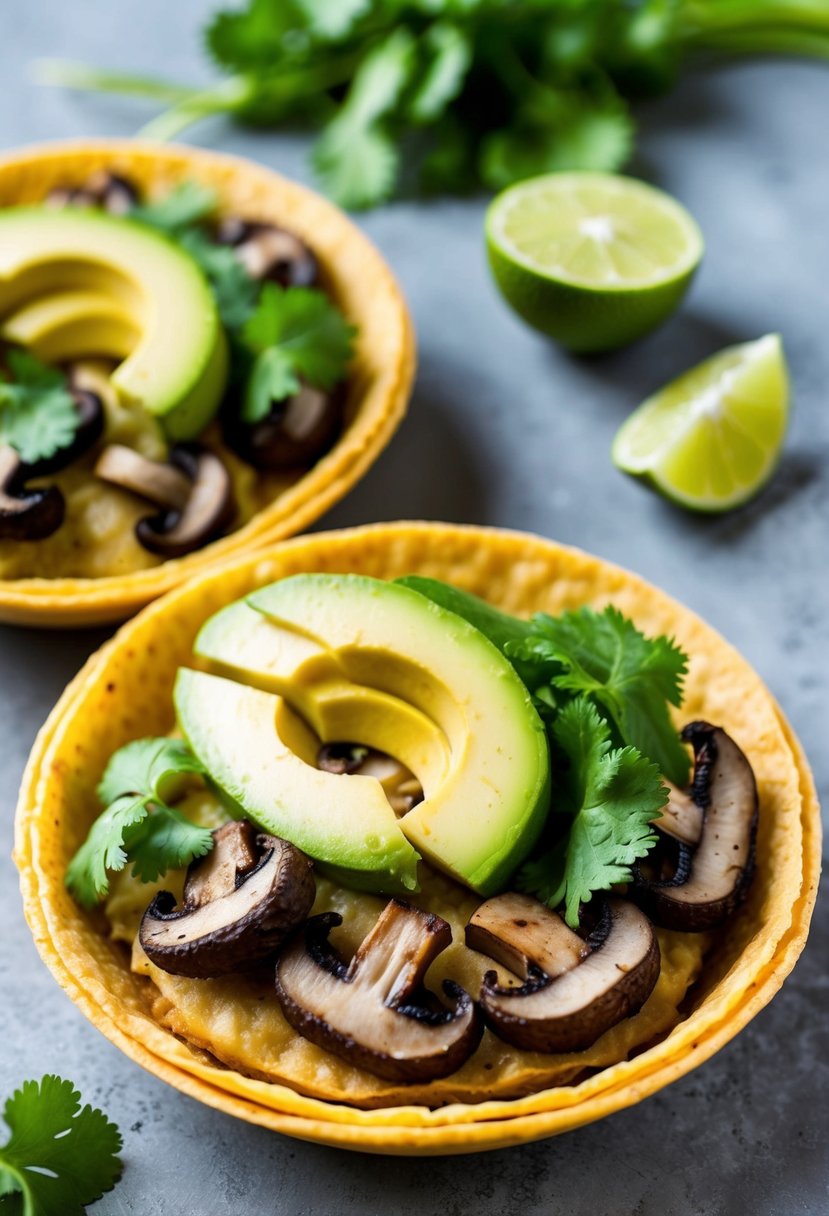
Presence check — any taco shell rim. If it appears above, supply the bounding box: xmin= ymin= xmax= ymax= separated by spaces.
xmin=15 ymin=521 xmax=821 ymax=1153
xmin=0 ymin=139 xmax=414 ymax=627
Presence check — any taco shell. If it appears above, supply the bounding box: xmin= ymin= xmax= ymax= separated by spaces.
xmin=0 ymin=141 xmax=414 ymax=627
xmin=15 ymin=523 xmax=821 ymax=1152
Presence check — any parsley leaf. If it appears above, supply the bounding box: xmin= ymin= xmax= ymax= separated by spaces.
xmin=296 ymin=0 xmax=369 ymax=40
xmin=517 ymin=605 xmax=690 ymax=785
xmin=0 ymin=351 xmax=80 ymax=466
xmin=240 ymin=283 xmax=355 ymax=421
xmin=519 ymin=699 xmax=666 ymax=927
xmin=67 ymin=738 xmax=212 ymax=906
xmin=0 ymin=1075 xmax=122 ymax=1216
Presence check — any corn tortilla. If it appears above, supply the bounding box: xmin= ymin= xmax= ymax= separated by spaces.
xmin=0 ymin=141 xmax=414 ymax=626
xmin=15 ymin=523 xmax=821 ymax=1152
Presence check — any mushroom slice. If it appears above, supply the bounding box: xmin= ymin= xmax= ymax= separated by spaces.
xmin=94 ymin=444 xmax=192 ymax=511
xmin=0 ymin=445 xmax=65 ymax=540
xmin=473 ymin=897 xmax=660 ymax=1054
xmin=466 ymin=892 xmax=589 ymax=981
xmin=653 ymin=780 xmax=705 ymax=846
xmin=139 ymin=822 xmax=315 ymax=979
xmin=634 ymin=721 xmax=759 ymax=932
xmin=47 ymin=170 xmax=138 ymax=216
xmin=95 ymin=442 xmax=235 ymax=557
xmin=275 ymin=900 xmax=482 ymax=1082
xmin=215 ymin=218 xmax=319 ymax=288
xmin=222 ymin=382 xmax=344 ymax=471
xmin=317 ymin=743 xmax=424 ymax=817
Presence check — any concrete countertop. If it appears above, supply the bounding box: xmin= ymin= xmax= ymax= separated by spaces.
xmin=0 ymin=3 xmax=825 ymax=1212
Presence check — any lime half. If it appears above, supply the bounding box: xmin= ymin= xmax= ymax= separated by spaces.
xmin=612 ymin=334 xmax=789 ymax=512
xmin=486 ymin=172 xmax=703 ymax=352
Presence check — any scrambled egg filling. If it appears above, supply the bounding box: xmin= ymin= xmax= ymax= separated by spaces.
xmin=105 ymin=788 xmax=708 ymax=1109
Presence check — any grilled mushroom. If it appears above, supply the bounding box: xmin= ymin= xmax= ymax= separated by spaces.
xmin=0 ymin=445 xmax=65 ymax=540
xmin=317 ymin=743 xmax=424 ymax=816
xmin=222 ymin=382 xmax=344 ymax=471
xmin=215 ymin=218 xmax=319 ymax=288
xmin=95 ymin=442 xmax=235 ymax=557
xmin=47 ymin=170 xmax=138 ymax=215
xmin=633 ymin=721 xmax=758 ymax=932
xmin=468 ymin=895 xmax=660 ymax=1053
xmin=139 ymin=821 xmax=315 ymax=978
xmin=275 ymin=899 xmax=482 ymax=1082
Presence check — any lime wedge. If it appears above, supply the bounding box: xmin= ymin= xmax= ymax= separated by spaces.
xmin=486 ymin=172 xmax=703 ymax=352
xmin=612 ymin=334 xmax=789 ymax=512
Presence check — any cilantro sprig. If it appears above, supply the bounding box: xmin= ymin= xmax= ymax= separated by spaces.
xmin=398 ymin=576 xmax=687 ymax=925
xmin=0 ymin=1075 xmax=122 ymax=1216
xmin=66 ymin=738 xmax=213 ymax=907
xmin=38 ymin=1 xmax=829 ymax=209
xmin=240 ymin=284 xmax=356 ymax=422
xmin=0 ymin=351 xmax=80 ymax=467
xmin=518 ymin=699 xmax=666 ymax=927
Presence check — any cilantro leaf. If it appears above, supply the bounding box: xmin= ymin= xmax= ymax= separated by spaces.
xmin=67 ymin=737 xmax=211 ymax=907
xmin=519 ymin=699 xmax=666 ymax=927
xmin=178 ymin=229 xmax=259 ymax=330
xmin=130 ymin=180 xmax=217 ymax=233
xmin=313 ymin=120 xmax=399 ymax=211
xmin=240 ymin=283 xmax=355 ymax=421
xmin=125 ymin=804 xmax=217 ymax=884
xmin=409 ymin=24 xmax=472 ymax=124
xmin=526 ymin=605 xmax=690 ymax=785
xmin=206 ymin=0 xmax=306 ymax=72
xmin=0 ymin=352 xmax=80 ymax=466
xmin=0 ymin=1075 xmax=122 ymax=1216
xmin=313 ymin=27 xmax=416 ymax=208
xmin=98 ymin=737 xmax=206 ymax=805
xmin=295 ymin=0 xmax=369 ymax=40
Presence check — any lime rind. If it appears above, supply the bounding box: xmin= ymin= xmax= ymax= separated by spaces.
xmin=612 ymin=334 xmax=789 ymax=512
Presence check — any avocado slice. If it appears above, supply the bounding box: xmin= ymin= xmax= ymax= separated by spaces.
xmin=1 ymin=289 xmax=140 ymax=362
xmin=174 ymin=668 xmax=422 ymax=893
xmin=0 ymin=207 xmax=227 ymax=440
xmin=183 ymin=574 xmax=551 ymax=895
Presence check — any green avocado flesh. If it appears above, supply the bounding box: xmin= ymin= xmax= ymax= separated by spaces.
xmin=177 ymin=574 xmax=551 ymax=896
xmin=0 ymin=207 xmax=227 ymax=439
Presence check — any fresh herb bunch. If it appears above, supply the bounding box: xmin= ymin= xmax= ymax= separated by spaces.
xmin=39 ymin=1 xmax=829 ymax=208
xmin=66 ymin=737 xmax=214 ymax=906
xmin=398 ymin=577 xmax=689 ymax=926
xmin=0 ymin=1075 xmax=122 ymax=1215
xmin=0 ymin=351 xmax=80 ymax=466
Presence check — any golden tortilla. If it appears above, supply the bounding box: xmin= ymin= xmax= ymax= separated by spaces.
xmin=15 ymin=523 xmax=821 ymax=1153
xmin=0 ymin=140 xmax=414 ymax=626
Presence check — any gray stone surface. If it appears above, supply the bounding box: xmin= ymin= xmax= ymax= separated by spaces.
xmin=0 ymin=3 xmax=826 ymax=1213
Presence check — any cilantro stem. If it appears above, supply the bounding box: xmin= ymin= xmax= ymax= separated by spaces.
xmin=32 ymin=59 xmax=197 ymax=103
xmin=138 ymin=76 xmax=254 ymax=140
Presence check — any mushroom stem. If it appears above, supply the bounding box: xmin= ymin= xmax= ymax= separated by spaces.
xmin=94 ymin=444 xmax=192 ymax=510
xmin=275 ymin=899 xmax=482 ymax=1082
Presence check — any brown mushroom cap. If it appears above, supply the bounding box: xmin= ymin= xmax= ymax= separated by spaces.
xmin=222 ymin=382 xmax=344 ymax=471
xmin=0 ymin=444 xmax=65 ymax=540
xmin=634 ymin=721 xmax=759 ymax=932
xmin=275 ymin=899 xmax=482 ymax=1083
xmin=94 ymin=444 xmax=192 ymax=511
xmin=139 ymin=821 xmax=315 ymax=978
xmin=466 ymin=891 xmax=588 ymax=981
xmin=215 ymin=218 xmax=319 ymax=288
xmin=471 ymin=896 xmax=660 ymax=1054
